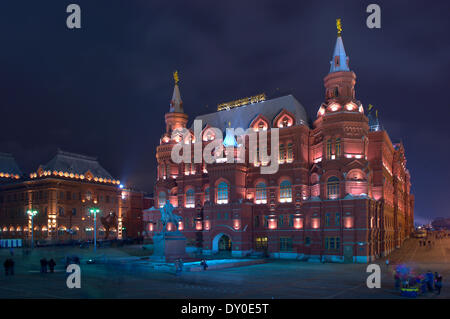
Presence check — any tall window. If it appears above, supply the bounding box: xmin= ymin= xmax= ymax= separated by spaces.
xmin=327 ymin=177 xmax=340 ymax=199
xmin=204 ymin=187 xmax=210 ymax=202
xmin=255 ymin=237 xmax=268 ymax=250
xmin=287 ymin=143 xmax=293 ymax=163
xmin=280 ymin=237 xmax=293 ymax=252
xmin=217 ymin=182 xmax=228 ymax=204
xmin=335 ymin=138 xmax=341 ymax=158
xmin=279 ymin=180 xmax=292 ymax=203
xmin=254 ymin=215 xmax=260 ymax=228
xmin=325 ymin=213 xmax=331 ymax=226
xmin=255 ymin=182 xmax=267 ymax=204
xmin=326 ymin=139 xmax=332 ymax=159
xmin=289 ymin=215 xmax=294 ymax=227
xmin=279 ymin=144 xmax=286 ymax=163
xmin=325 ymin=237 xmax=341 ymax=250
xmin=185 ymin=189 xmax=195 ymax=208
xmin=335 ymin=213 xmax=340 ymax=226
xmin=158 ymin=191 xmax=166 ymax=208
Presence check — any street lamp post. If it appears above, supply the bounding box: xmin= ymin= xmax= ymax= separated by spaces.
xmin=89 ymin=208 xmax=100 ymax=252
xmin=26 ymin=209 xmax=38 ymax=249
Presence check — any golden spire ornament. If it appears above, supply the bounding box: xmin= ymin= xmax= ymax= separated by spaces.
xmin=336 ymin=18 xmax=342 ymax=36
xmin=173 ymin=70 xmax=179 ymax=85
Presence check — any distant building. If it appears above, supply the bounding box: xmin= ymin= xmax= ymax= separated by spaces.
xmin=0 ymin=150 xmax=145 ymax=242
xmin=147 ymin=26 xmax=415 ymax=263
xmin=432 ymin=218 xmax=450 ymax=230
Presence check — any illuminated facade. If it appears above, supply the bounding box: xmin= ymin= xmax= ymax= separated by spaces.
xmin=0 ymin=150 xmax=145 ymax=241
xmin=149 ymin=30 xmax=414 ymax=263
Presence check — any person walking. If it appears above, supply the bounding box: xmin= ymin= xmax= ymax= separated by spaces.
xmin=48 ymin=259 xmax=56 ymax=273
xmin=40 ymin=258 xmax=48 ymax=273
xmin=394 ymin=272 xmax=401 ymax=290
xmin=426 ymin=271 xmax=434 ymax=292
xmin=179 ymin=258 xmax=184 ymax=273
xmin=174 ymin=259 xmax=180 ymax=276
xmin=200 ymin=259 xmax=208 ymax=271
xmin=3 ymin=259 xmax=10 ymax=276
xmin=436 ymin=274 xmax=443 ymax=295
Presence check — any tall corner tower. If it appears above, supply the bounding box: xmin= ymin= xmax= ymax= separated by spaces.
xmin=313 ymin=19 xmax=370 ymax=200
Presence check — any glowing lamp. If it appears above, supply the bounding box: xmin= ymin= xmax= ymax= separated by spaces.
xmin=312 ymin=218 xmax=320 ymax=229
xmin=294 ymin=216 xmax=303 ymax=229
xmin=268 ymin=216 xmax=277 ymax=230
xmin=195 ymin=220 xmax=203 ymax=231
xmin=329 ymin=103 xmax=340 ymax=112
xmin=345 ymin=103 xmax=355 ymax=111
xmin=344 ymin=216 xmax=354 ymax=229
xmin=204 ymin=220 xmax=210 ymax=231
xmin=178 ymin=221 xmax=184 ymax=231
xmin=318 ymin=107 xmax=325 ymax=116
xmin=233 ymin=219 xmax=241 ymax=230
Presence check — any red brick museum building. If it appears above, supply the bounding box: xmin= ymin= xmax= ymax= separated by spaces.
xmin=149 ymin=30 xmax=415 ymax=263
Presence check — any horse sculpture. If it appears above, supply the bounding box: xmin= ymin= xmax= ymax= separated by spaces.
xmin=160 ymin=200 xmax=182 ymax=232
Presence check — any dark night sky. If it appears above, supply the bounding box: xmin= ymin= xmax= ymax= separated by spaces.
xmin=0 ymin=1 xmax=449 ymax=224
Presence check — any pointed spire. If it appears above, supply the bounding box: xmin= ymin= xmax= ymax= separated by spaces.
xmin=169 ymin=70 xmax=183 ymax=113
xmin=368 ymin=105 xmax=381 ymax=131
xmin=329 ymin=19 xmax=350 ymax=73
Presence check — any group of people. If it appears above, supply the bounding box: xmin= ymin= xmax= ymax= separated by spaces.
xmin=419 ymin=240 xmax=434 ymax=248
xmin=394 ymin=265 xmax=443 ymax=296
xmin=40 ymin=258 xmax=56 ymax=273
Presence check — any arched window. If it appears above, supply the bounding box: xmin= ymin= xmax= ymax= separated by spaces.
xmin=204 ymin=187 xmax=210 ymax=202
xmin=327 ymin=177 xmax=340 ymax=199
xmin=335 ymin=138 xmax=341 ymax=158
xmin=255 ymin=182 xmax=267 ymax=204
xmin=185 ymin=189 xmax=195 ymax=208
xmin=217 ymin=182 xmax=229 ymax=204
xmin=279 ymin=144 xmax=286 ymax=163
xmin=158 ymin=191 xmax=166 ymax=208
xmin=279 ymin=180 xmax=292 ymax=203
xmin=326 ymin=139 xmax=332 ymax=159
xmin=287 ymin=143 xmax=293 ymax=163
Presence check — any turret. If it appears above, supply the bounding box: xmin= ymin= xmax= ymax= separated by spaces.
xmin=164 ymin=71 xmax=188 ymax=135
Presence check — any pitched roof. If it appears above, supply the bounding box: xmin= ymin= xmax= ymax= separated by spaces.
xmin=192 ymin=94 xmax=308 ymax=131
xmin=329 ymin=36 xmax=350 ymax=73
xmin=40 ymin=150 xmax=114 ymax=180
xmin=169 ymin=83 xmax=183 ymax=113
xmin=0 ymin=152 xmax=22 ymax=178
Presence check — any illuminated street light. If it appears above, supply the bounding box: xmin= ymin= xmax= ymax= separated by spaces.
xmin=26 ymin=209 xmax=38 ymax=249
xmin=89 ymin=208 xmax=100 ymax=252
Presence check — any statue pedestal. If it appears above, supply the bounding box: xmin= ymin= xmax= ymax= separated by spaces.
xmin=151 ymin=231 xmax=187 ymax=263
